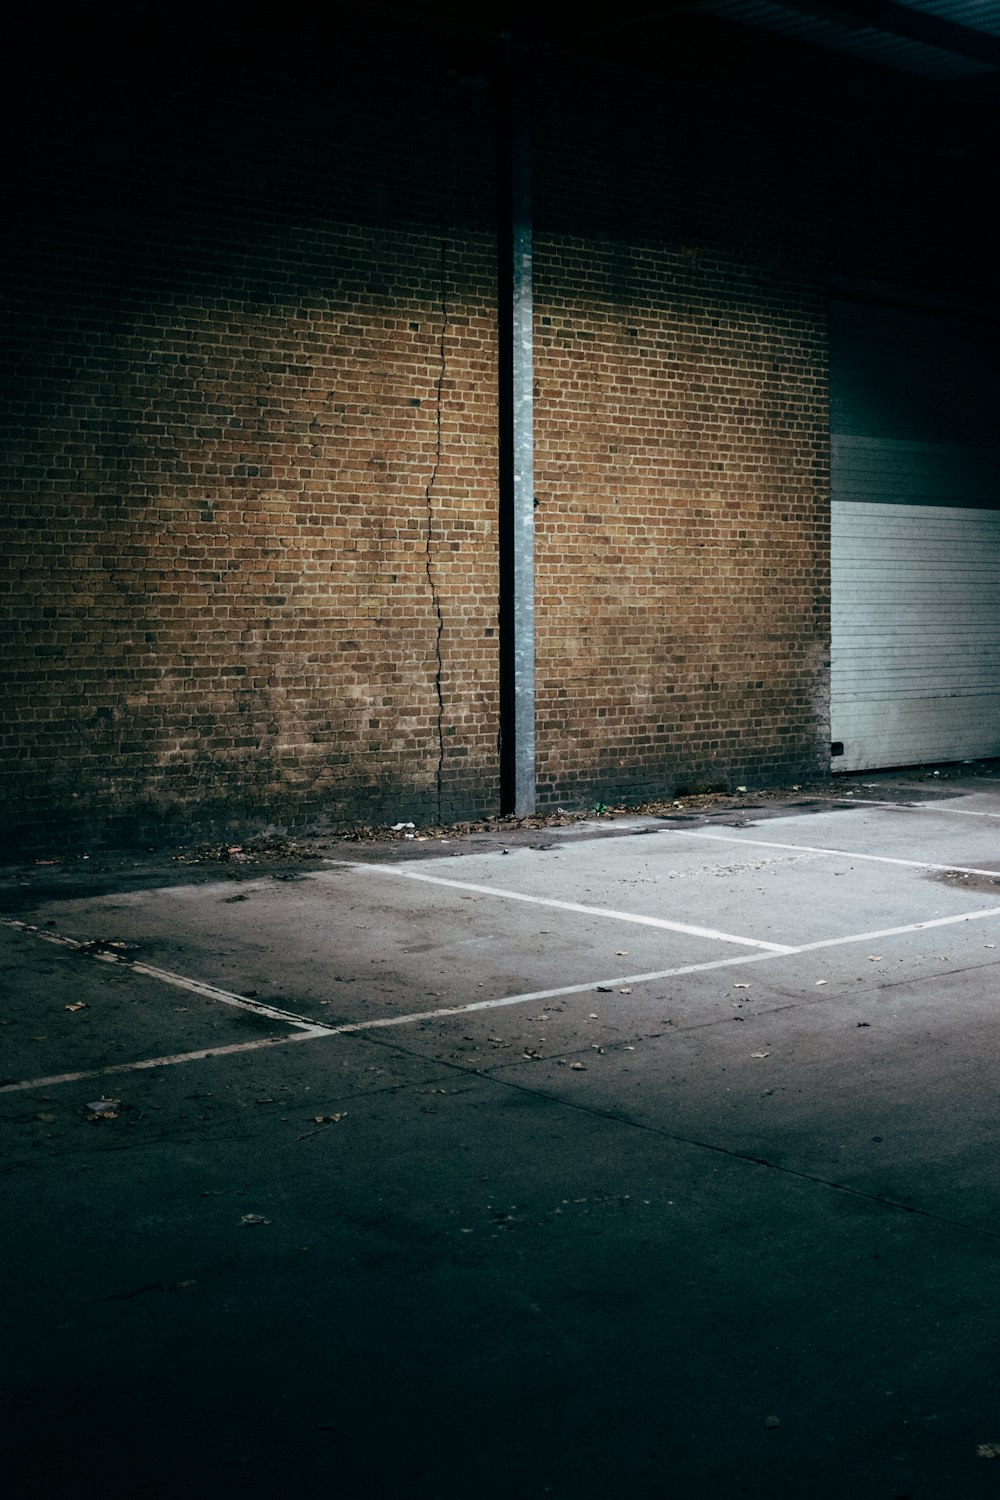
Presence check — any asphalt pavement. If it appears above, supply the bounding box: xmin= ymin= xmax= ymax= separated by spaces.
xmin=4 ymin=767 xmax=1000 ymax=1498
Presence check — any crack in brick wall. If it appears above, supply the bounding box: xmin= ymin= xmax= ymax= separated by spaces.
xmin=2 ymin=17 xmax=992 ymax=849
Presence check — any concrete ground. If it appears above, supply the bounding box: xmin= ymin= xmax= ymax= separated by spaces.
xmin=4 ymin=767 xmax=1000 ymax=1499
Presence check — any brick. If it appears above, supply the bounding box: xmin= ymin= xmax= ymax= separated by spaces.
xmin=0 ymin=17 xmax=990 ymax=849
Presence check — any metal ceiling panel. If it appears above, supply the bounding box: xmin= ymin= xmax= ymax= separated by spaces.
xmin=703 ymin=0 xmax=999 ymax=77
xmin=901 ymin=1 xmax=1000 ymax=40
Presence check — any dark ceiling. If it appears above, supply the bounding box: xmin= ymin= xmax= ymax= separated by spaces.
xmin=392 ymin=0 xmax=1000 ymax=162
xmin=407 ymin=0 xmax=1000 ymax=75
xmin=10 ymin=1 xmax=1000 ymax=164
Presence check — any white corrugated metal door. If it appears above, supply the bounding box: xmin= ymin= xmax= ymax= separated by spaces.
xmin=830 ymin=300 xmax=1000 ymax=771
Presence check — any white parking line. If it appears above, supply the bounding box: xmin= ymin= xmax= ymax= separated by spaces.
xmin=670 ymin=830 xmax=1000 ymax=879
xmin=790 ymin=904 xmax=1000 ymax=952
xmin=323 ymin=949 xmax=783 ymax=1031
xmin=842 ymin=798 xmax=1000 ymax=821
xmin=7 ymin=842 xmax=1000 ymax=1094
xmin=0 ymin=919 xmax=336 ymax=1031
xmin=7 ymin=898 xmax=1000 ymax=1092
xmin=0 ymin=916 xmax=337 ymax=1094
xmin=0 ymin=1029 xmax=330 ymax=1095
xmin=332 ymin=862 xmax=794 ymax=952
xmin=313 ymin=902 xmax=1000 ymax=1033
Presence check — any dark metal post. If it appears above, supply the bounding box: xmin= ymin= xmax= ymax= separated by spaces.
xmin=498 ymin=44 xmax=536 ymax=817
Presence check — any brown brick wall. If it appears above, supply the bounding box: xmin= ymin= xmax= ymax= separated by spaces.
xmin=2 ymin=16 xmax=992 ymax=850
xmin=1 ymin=16 xmax=501 ymax=848
xmin=532 ymin=68 xmax=831 ymax=807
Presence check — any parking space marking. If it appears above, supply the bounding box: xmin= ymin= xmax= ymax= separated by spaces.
xmin=790 ymin=904 xmax=1000 ymax=952
xmin=0 ymin=917 xmax=339 ymax=1093
xmin=6 ymin=896 xmax=1000 ymax=1093
xmin=334 ymin=862 xmax=795 ymax=952
xmin=322 ymin=949 xmax=783 ymax=1032
xmin=313 ymin=902 xmax=1000 ymax=1033
xmin=0 ymin=1028 xmax=330 ymax=1095
xmin=670 ymin=830 xmax=1000 ymax=879
xmin=0 ymin=919 xmax=338 ymax=1032
xmin=841 ymin=798 xmax=1000 ymax=821
xmin=6 ymin=834 xmax=1000 ymax=1094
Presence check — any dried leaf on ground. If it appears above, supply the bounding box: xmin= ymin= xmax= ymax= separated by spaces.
xmin=77 ymin=938 xmax=137 ymax=959
xmin=174 ymin=836 xmax=317 ymax=865
xmin=86 ymin=1097 xmax=121 ymax=1121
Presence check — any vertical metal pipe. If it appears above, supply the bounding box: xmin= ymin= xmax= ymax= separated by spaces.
xmin=498 ymin=44 xmax=536 ymax=816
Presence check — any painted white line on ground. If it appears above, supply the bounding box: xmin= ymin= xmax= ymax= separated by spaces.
xmin=7 ymin=875 xmax=1000 ymax=1093
xmin=315 ymin=903 xmax=1000 ymax=1034
xmin=914 ymin=805 xmax=1000 ymax=821
xmin=0 ymin=1028 xmax=331 ymax=1095
xmin=321 ymin=949 xmax=783 ymax=1032
xmin=0 ymin=918 xmax=335 ymax=1032
xmin=126 ymin=959 xmax=328 ymax=1028
xmin=840 ymin=798 xmax=1000 ymax=822
xmin=7 ymin=901 xmax=1000 ymax=1087
xmin=834 ymin=799 xmax=920 ymax=811
xmin=790 ymin=905 xmax=1000 ymax=952
xmin=327 ymin=863 xmax=794 ymax=953
xmin=668 ymin=830 xmax=1000 ymax=879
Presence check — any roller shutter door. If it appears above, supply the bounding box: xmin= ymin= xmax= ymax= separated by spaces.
xmin=830 ymin=300 xmax=1000 ymax=772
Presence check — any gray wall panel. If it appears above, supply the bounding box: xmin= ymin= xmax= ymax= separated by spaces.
xmin=830 ymin=300 xmax=1000 ymax=770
